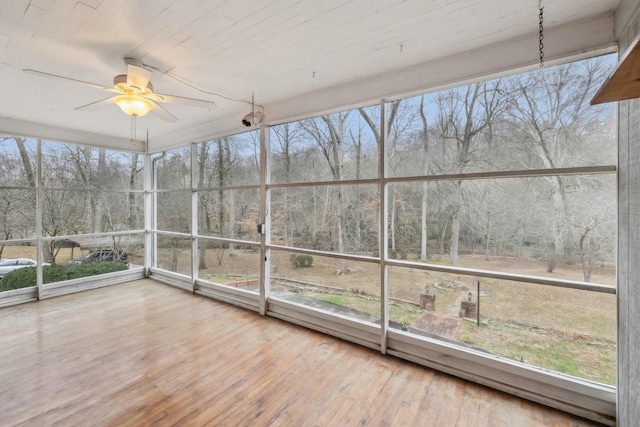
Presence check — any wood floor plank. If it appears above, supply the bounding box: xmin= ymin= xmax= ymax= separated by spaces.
xmin=0 ymin=280 xmax=606 ymax=427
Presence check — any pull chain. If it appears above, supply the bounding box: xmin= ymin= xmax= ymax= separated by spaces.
xmin=538 ymin=0 xmax=544 ymax=67
xmin=130 ymin=115 xmax=137 ymax=143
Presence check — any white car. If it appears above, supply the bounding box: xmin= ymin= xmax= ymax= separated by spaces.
xmin=0 ymin=258 xmax=50 ymax=279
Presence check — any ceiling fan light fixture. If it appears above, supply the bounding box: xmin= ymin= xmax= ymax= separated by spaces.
xmin=113 ymin=94 xmax=153 ymax=117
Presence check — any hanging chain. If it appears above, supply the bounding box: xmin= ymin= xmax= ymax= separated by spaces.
xmin=538 ymin=0 xmax=544 ymax=67
xmin=130 ymin=115 xmax=137 ymax=143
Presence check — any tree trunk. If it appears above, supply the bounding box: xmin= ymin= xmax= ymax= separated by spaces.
xmin=485 ymin=211 xmax=491 ymax=261
xmin=354 ymin=129 xmax=362 ymax=252
xmin=197 ymin=145 xmax=208 ymax=270
xmin=419 ymin=95 xmax=429 ymax=262
xmin=312 ymin=187 xmax=317 ymax=244
xmin=450 ymin=213 xmax=460 ymax=266
xmin=217 ymin=139 xmax=225 ymax=236
xmin=551 ymin=175 xmax=571 ymax=261
xmin=439 ymin=199 xmax=447 ymax=255
xmin=337 ymin=184 xmax=348 ymax=273
xmin=228 ymin=188 xmax=235 ymax=256
xmin=92 ymin=148 xmax=105 ymax=233
xmin=128 ymin=153 xmax=139 ymax=229
xmin=390 ymin=188 xmax=396 ymax=252
xmin=450 ymin=181 xmax=462 ymax=266
xmin=224 ymin=138 xmax=235 ymax=256
xmin=15 ymin=137 xmax=36 ymax=187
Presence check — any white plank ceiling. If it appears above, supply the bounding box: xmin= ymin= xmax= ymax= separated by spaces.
xmin=0 ymin=0 xmax=621 ymax=152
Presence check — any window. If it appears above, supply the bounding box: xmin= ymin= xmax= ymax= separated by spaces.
xmin=0 ymin=138 xmax=144 ymax=295
xmin=385 ymin=55 xmax=617 ymax=384
xmin=194 ymin=131 xmax=261 ymax=293
xmin=262 ymin=54 xmax=617 ymax=385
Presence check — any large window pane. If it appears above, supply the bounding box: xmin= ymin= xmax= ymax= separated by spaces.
xmin=386 ymin=56 xmax=616 ymax=178
xmin=271 ymin=184 xmax=379 ymax=255
xmin=198 ymin=240 xmax=259 ymax=294
xmin=157 ymin=191 xmax=191 ymax=233
xmin=42 ymin=142 xmax=143 ymax=190
xmin=0 ymin=189 xmax=36 ymax=240
xmin=42 ymin=189 xmax=89 ymax=236
xmin=100 ymin=192 xmax=144 ymax=231
xmin=197 ymin=188 xmax=259 ymax=241
xmin=155 ymin=147 xmax=191 ymax=190
xmin=389 ymin=175 xmax=616 ymax=283
xmin=157 ymin=235 xmax=191 ymax=275
xmin=388 ymin=267 xmax=615 ymax=385
xmin=270 ymin=250 xmax=380 ymax=322
xmin=270 ymin=105 xmax=380 ymax=184
xmin=42 ymin=190 xmax=143 ymax=236
xmin=196 ymin=131 xmax=260 ymax=188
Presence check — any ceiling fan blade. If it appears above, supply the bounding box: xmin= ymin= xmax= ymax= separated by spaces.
xmin=75 ymin=97 xmax=115 ymax=111
xmin=147 ymin=92 xmax=217 ymax=110
xmin=23 ymin=69 xmax=120 ymax=93
xmin=150 ymin=101 xmax=178 ymax=122
xmin=127 ymin=63 xmax=152 ymax=91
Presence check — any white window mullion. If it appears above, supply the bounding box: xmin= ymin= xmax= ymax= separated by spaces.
xmin=259 ymin=123 xmax=271 ymax=315
xmin=380 ymin=100 xmax=389 ymax=354
xmin=144 ymin=152 xmax=155 ymax=273
xmin=36 ymin=139 xmax=43 ymax=299
xmin=191 ymin=143 xmax=198 ymax=290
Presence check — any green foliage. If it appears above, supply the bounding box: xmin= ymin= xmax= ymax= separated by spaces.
xmin=0 ymin=262 xmax=129 ymax=292
xmin=457 ymin=321 xmax=616 ymax=385
xmin=290 ymin=254 xmax=313 ymax=268
xmin=0 ymin=267 xmax=37 ymax=291
xmin=316 ymin=294 xmax=349 ymax=306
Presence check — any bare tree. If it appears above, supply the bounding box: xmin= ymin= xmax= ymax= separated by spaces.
xmin=434 ymin=81 xmax=506 ymax=265
xmin=272 ymin=123 xmax=303 ymax=246
xmin=197 ymin=143 xmax=210 ymax=269
xmin=301 ymin=113 xmax=350 ymax=273
xmin=13 ymin=137 xmax=36 ymax=187
xmin=225 ymin=137 xmax=236 ymax=256
xmin=0 ymin=137 xmax=36 ymax=257
xmin=358 ymin=101 xmax=402 ymax=252
xmin=506 ymin=59 xmax=612 ymax=268
xmin=418 ymin=95 xmax=429 ymax=261
xmin=128 ymin=153 xmax=141 ymax=229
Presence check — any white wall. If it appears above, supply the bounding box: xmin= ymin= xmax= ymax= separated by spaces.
xmin=615 ymin=0 xmax=640 ymax=425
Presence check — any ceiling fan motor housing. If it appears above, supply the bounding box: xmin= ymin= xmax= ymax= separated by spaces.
xmin=113 ymin=74 xmax=153 ymax=93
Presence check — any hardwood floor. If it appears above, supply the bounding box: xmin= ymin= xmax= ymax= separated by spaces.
xmin=0 ymin=280 xmax=605 ymax=426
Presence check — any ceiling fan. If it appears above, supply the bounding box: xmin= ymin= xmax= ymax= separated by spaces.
xmin=24 ymin=58 xmax=217 ymax=122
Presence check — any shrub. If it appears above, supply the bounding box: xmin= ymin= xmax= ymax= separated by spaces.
xmin=0 ymin=267 xmax=37 ymax=291
xmin=0 ymin=262 xmax=129 ymax=292
xmin=290 ymin=254 xmax=313 ymax=268
xmin=373 ymin=249 xmax=405 ymax=259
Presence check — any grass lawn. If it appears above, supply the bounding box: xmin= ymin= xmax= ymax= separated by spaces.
xmin=262 ymin=250 xmax=617 ymax=386
xmin=306 ymin=289 xmax=616 ymax=385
